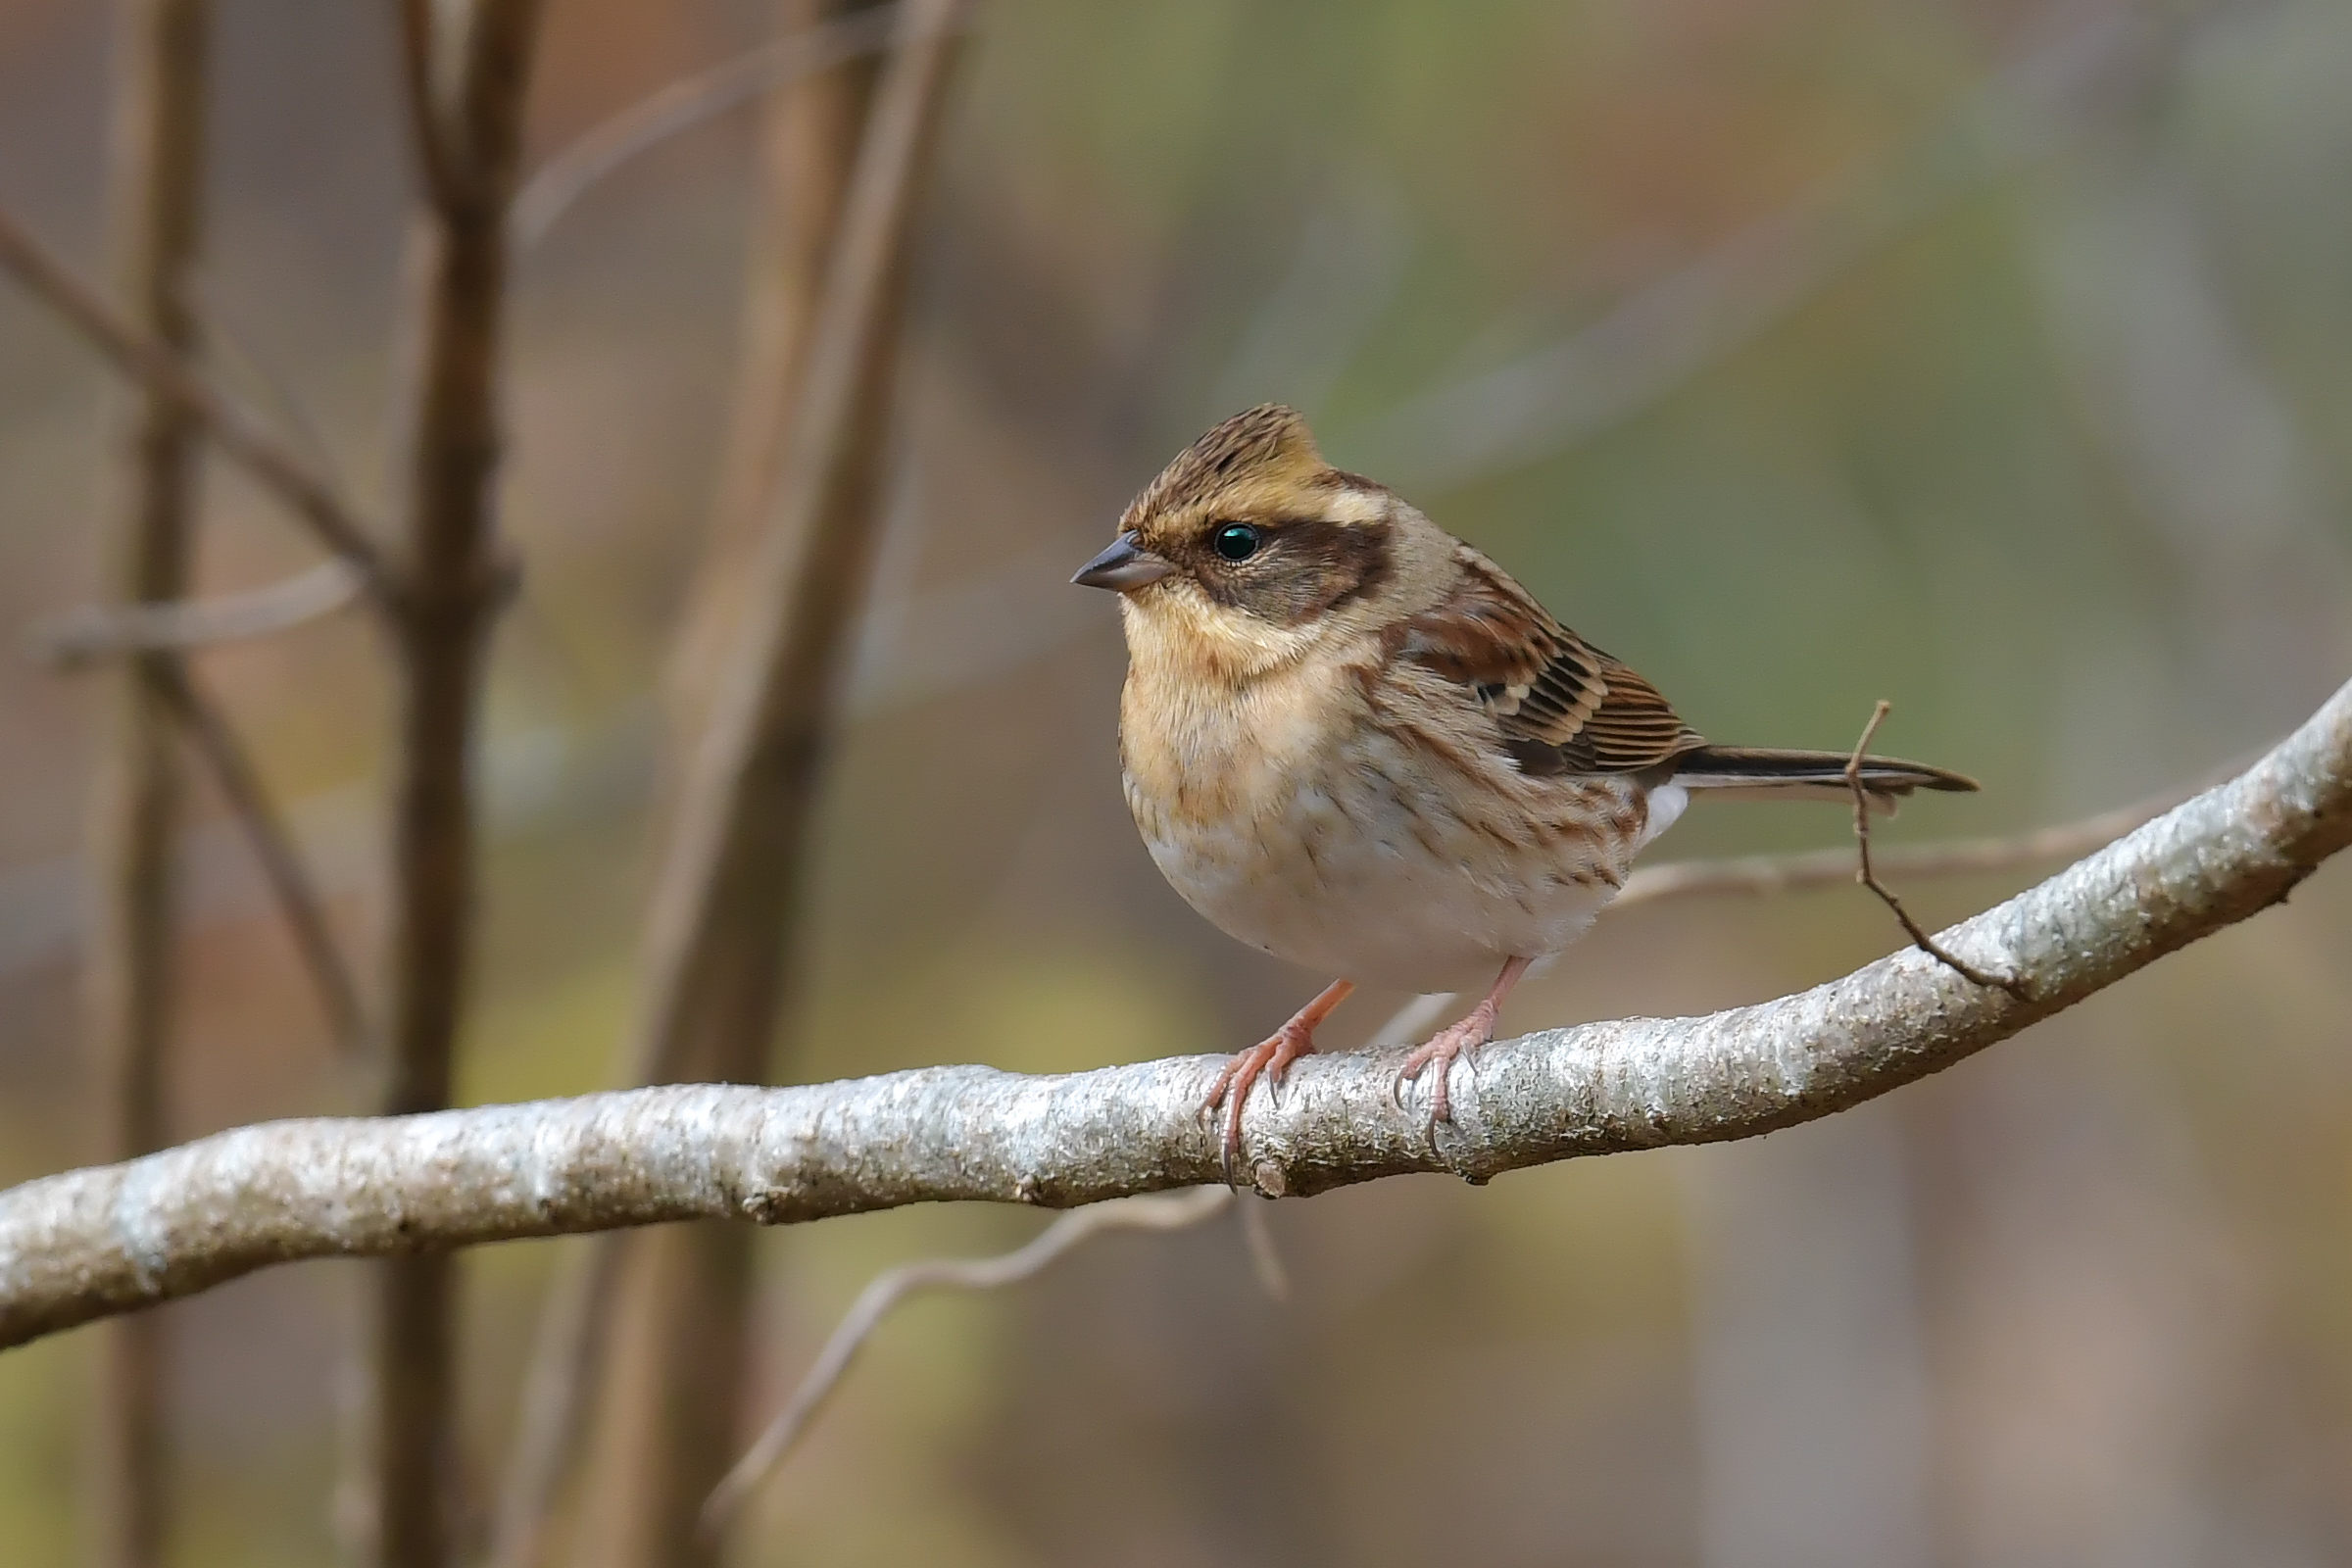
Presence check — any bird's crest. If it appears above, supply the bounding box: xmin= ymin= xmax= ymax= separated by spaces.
xmin=1122 ymin=405 xmax=1331 ymax=534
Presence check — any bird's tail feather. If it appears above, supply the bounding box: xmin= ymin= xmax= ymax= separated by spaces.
xmin=1669 ymin=745 xmax=1978 ymax=808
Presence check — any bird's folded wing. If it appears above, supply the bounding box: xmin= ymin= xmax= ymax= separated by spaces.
xmin=1393 ymin=544 xmax=1704 ymax=776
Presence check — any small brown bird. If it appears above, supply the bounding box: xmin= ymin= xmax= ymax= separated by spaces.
xmin=1073 ymin=405 xmax=1974 ymax=1164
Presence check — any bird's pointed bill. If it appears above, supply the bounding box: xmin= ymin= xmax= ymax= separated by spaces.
xmin=1071 ymin=532 xmax=1175 ymax=592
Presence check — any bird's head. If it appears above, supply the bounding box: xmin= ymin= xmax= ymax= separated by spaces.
xmin=1072 ymin=406 xmax=1431 ymax=683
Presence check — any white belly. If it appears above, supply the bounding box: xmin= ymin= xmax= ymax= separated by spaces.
xmin=1129 ymin=717 xmax=1678 ymax=995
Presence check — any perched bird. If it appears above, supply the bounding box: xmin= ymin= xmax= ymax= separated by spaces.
xmin=1073 ymin=405 xmax=1975 ymax=1165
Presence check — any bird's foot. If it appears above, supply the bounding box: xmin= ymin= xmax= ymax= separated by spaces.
xmin=1394 ymin=1004 xmax=1501 ymax=1126
xmin=1204 ymin=979 xmax=1353 ymax=1182
xmin=1203 ymin=1025 xmax=1316 ymax=1180
xmin=1395 ymin=956 xmax=1532 ymax=1126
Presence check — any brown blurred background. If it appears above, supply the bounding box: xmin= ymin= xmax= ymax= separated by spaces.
xmin=5 ymin=0 xmax=2352 ymax=1563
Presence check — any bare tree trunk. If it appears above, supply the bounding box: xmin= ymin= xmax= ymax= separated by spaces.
xmin=575 ymin=4 xmax=962 ymax=1564
xmin=83 ymin=3 xmax=210 ymax=1565
xmin=365 ymin=6 xmax=542 ymax=1568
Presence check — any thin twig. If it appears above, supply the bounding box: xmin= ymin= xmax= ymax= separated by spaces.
xmin=483 ymin=1233 xmax=628 ymax=1568
xmin=193 ymin=278 xmax=360 ymax=511
xmin=1614 ymin=778 xmax=2208 ymax=908
xmin=28 ymin=561 xmax=363 ymax=668
xmin=631 ymin=0 xmax=965 ymax=1087
xmin=395 ymin=0 xmax=465 ymax=214
xmin=1236 ymin=1200 xmax=1290 ymax=1302
xmin=695 ymin=991 xmax=1369 ymax=1541
xmin=0 ymin=204 xmax=388 ymax=593
xmin=153 ymin=664 xmax=369 ymax=1057
xmin=509 ymin=1 xmax=909 ymax=249
xmin=700 ymin=1187 xmax=1233 ymax=1540
xmin=1845 ymin=702 xmax=2031 ymax=1000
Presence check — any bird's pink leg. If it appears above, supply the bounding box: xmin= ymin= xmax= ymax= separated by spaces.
xmin=1204 ymin=978 xmax=1355 ymax=1177
xmin=1396 ymin=956 xmax=1534 ymax=1124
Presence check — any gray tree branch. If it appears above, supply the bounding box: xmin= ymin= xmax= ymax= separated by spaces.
xmin=508 ymin=0 xmax=909 ymax=250
xmin=3 ymin=669 xmax=2347 ymax=1355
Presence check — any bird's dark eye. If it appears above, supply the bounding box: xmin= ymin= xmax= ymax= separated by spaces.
xmin=1212 ymin=523 xmax=1260 ymax=562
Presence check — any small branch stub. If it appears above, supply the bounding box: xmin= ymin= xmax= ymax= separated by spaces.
xmin=1845 ymin=700 xmax=2033 ymax=1001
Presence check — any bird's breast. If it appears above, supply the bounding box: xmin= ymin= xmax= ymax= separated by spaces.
xmin=1117 ymin=657 xmax=1650 ymax=992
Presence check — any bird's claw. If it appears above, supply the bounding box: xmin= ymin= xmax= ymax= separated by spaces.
xmin=1202 ymin=1023 xmax=1316 ymax=1185
xmin=1394 ymin=1009 xmax=1498 ymax=1126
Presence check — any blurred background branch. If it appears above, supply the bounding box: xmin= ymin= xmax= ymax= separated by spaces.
xmin=150 ymin=664 xmax=368 ymax=1060
xmin=0 ymin=204 xmax=387 ymax=593
xmin=27 ymin=561 xmax=362 ymax=669
xmin=1615 ymin=770 xmax=2205 ymax=907
xmin=364 ymin=4 xmax=544 ymax=1567
xmin=575 ymin=3 xmax=967 ymax=1563
xmin=701 ymin=1186 xmax=1236 ymax=1540
xmin=508 ymin=0 xmax=910 ymax=251
xmin=80 ymin=2 xmax=212 ymax=1564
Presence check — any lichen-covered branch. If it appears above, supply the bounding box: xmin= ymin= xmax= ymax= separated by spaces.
xmin=3 ymin=671 xmax=2347 ymax=1354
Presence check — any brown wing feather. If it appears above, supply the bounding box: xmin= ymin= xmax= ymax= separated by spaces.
xmin=1396 ymin=545 xmax=1704 ymax=775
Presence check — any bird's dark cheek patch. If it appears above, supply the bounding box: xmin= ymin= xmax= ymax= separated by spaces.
xmin=1189 ymin=519 xmax=1396 ymax=626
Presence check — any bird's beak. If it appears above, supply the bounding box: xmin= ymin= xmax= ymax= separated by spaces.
xmin=1070 ymin=531 xmax=1174 ymax=593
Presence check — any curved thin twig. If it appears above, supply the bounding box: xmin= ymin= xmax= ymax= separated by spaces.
xmin=2 ymin=669 xmax=2344 ymax=1351
xmin=154 ymin=665 xmax=369 ymax=1057
xmin=483 ymin=1232 xmax=627 ymax=1568
xmin=699 ymin=1187 xmax=1232 ymax=1539
xmin=1844 ymin=702 xmax=2031 ymax=999
xmin=510 ymin=2 xmax=909 ymax=249
xmin=28 ymin=562 xmax=364 ymax=668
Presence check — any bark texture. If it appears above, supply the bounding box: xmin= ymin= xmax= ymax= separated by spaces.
xmin=6 ymin=671 xmax=2347 ymax=1351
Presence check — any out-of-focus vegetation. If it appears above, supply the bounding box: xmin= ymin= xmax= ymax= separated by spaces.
xmin=3 ymin=0 xmax=2350 ymax=1562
